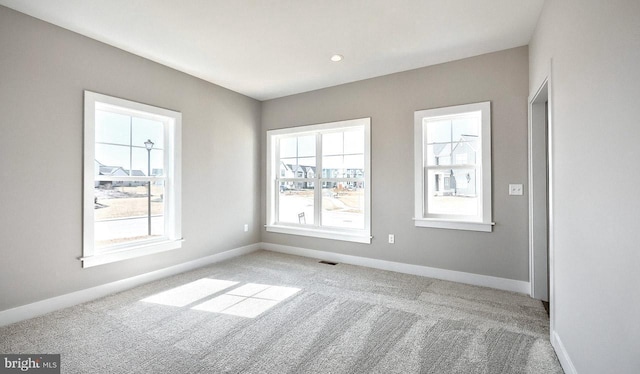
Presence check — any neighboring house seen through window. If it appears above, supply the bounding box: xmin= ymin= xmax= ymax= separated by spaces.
xmin=83 ymin=91 xmax=182 ymax=267
xmin=414 ymin=102 xmax=493 ymax=232
xmin=266 ymin=118 xmax=371 ymax=243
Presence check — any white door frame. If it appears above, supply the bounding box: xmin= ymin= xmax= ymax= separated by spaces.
xmin=528 ymin=61 xmax=555 ymax=329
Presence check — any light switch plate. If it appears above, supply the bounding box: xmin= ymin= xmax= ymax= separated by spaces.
xmin=509 ymin=184 xmax=523 ymax=195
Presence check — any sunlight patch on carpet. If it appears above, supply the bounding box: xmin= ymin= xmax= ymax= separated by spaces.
xmin=140 ymin=278 xmax=238 ymax=307
xmin=192 ymin=284 xmax=300 ymax=318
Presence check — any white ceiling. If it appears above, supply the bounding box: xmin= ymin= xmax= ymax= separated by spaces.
xmin=0 ymin=0 xmax=544 ymax=100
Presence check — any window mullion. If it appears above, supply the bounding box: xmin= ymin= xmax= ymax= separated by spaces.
xmin=315 ymin=133 xmax=322 ymax=227
xmin=163 ymin=119 xmax=170 ymax=238
xmin=129 ymin=115 xmax=133 ymax=176
xmin=275 ymin=137 xmax=281 ymax=224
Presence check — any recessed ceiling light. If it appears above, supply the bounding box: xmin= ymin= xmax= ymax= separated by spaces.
xmin=331 ymin=54 xmax=343 ymax=62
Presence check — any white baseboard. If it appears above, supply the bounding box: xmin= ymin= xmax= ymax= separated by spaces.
xmin=551 ymin=329 xmax=577 ymax=374
xmin=261 ymin=242 xmax=530 ymax=294
xmin=0 ymin=243 xmax=261 ymax=327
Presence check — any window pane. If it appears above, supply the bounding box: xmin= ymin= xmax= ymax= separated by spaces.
xmin=297 ymin=135 xmax=315 ymax=157
xmin=322 ymin=154 xmax=363 ymax=178
xmin=426 ymin=143 xmax=451 ymax=166
xmin=279 ymin=161 xmax=289 ymax=177
xmin=426 ymin=168 xmax=478 ymax=216
xmin=95 ymin=143 xmax=130 ymax=172
xmin=425 ymin=119 xmax=452 ymax=143
xmin=132 ymin=147 xmax=164 ymax=176
xmin=322 ymin=182 xmax=365 ymax=229
xmin=297 ymin=156 xmax=316 ymax=167
xmin=95 ymin=110 xmax=130 ymax=145
xmin=279 ymin=137 xmax=297 ymax=158
xmin=425 ymin=115 xmax=480 ymax=167
xmin=278 ymin=182 xmax=314 ymax=225
xmin=131 ymin=117 xmax=164 ymax=150
xmin=280 ymin=134 xmax=316 ymax=179
xmin=343 ymin=128 xmax=364 ymax=154
xmin=280 ymin=159 xmax=294 ymax=177
xmin=94 ymin=181 xmax=165 ymax=249
xmin=452 ymin=138 xmax=478 ymax=166
xmin=344 ymin=155 xmax=364 ymax=173
xmin=280 ymin=157 xmax=315 ymax=178
xmin=322 ymin=132 xmax=343 ymax=156
xmin=322 ymin=155 xmax=343 ymax=178
xmin=281 ymin=135 xmax=316 ymax=159
xmin=452 ymin=116 xmax=480 ymax=139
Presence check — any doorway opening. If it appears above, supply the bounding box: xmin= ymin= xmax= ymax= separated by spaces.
xmin=529 ymin=77 xmax=553 ymax=310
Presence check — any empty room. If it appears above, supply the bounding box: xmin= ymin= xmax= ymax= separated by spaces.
xmin=0 ymin=1 xmax=638 ymax=373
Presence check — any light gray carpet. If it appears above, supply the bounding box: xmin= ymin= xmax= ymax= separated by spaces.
xmin=0 ymin=250 xmax=563 ymax=373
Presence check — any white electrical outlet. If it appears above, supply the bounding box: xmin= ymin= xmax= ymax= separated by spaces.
xmin=388 ymin=234 xmax=395 ymax=244
xmin=509 ymin=184 xmax=523 ymax=196
xmin=244 ymin=224 xmax=249 ymax=232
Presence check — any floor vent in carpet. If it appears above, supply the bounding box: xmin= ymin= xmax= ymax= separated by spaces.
xmin=319 ymin=260 xmax=338 ymax=266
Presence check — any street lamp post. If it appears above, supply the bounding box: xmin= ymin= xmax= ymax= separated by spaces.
xmin=144 ymin=139 xmax=154 ymax=236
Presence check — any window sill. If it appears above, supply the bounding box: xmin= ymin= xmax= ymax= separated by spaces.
xmin=265 ymin=225 xmax=371 ymax=244
xmin=81 ymin=239 xmax=183 ymax=268
xmin=413 ymin=218 xmax=494 ymax=232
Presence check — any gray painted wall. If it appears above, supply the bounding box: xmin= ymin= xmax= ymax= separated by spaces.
xmin=0 ymin=7 xmax=262 ymax=311
xmin=261 ymin=47 xmax=530 ymax=282
xmin=530 ymin=1 xmax=640 ymax=372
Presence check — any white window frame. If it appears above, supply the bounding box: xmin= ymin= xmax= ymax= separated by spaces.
xmin=266 ymin=118 xmax=371 ymax=243
xmin=414 ymin=102 xmax=494 ymax=232
xmin=82 ymin=91 xmax=182 ymax=267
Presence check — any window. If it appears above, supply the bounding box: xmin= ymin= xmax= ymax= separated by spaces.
xmin=414 ymin=102 xmax=493 ymax=232
xmin=266 ymin=118 xmax=371 ymax=243
xmin=82 ymin=91 xmax=182 ymax=267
